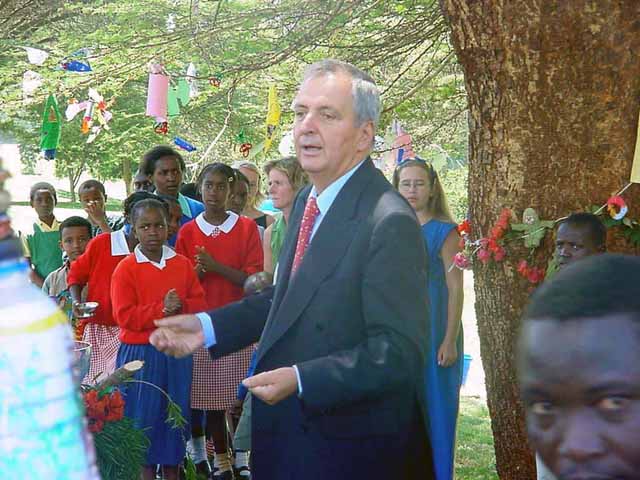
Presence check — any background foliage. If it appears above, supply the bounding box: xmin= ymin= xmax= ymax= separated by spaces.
xmin=0 ymin=0 xmax=468 ymax=204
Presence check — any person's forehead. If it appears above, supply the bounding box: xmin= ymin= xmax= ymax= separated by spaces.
xmin=557 ymin=223 xmax=590 ymax=240
xmin=34 ymin=189 xmax=53 ymax=199
xmin=156 ymin=156 xmax=180 ymax=170
xmin=293 ymin=72 xmax=353 ymax=108
xmin=398 ymin=166 xmax=428 ymax=181
xmin=79 ymin=187 xmax=101 ymax=197
xmin=204 ymin=171 xmax=228 ymax=183
xmin=520 ymin=315 xmax=640 ymax=384
xmin=62 ymin=226 xmax=89 ymax=237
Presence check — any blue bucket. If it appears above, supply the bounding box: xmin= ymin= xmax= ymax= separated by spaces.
xmin=462 ymin=354 xmax=473 ymax=386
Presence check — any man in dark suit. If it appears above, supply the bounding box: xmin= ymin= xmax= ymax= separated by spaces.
xmin=151 ymin=59 xmax=433 ymax=479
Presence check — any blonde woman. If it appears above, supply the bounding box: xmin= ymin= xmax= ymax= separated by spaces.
xmin=393 ymin=158 xmax=464 ymax=480
xmin=232 ymin=161 xmax=275 ymax=229
xmin=262 ymin=157 xmax=307 ymax=273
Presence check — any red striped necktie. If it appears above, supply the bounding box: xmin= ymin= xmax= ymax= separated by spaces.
xmin=291 ymin=195 xmax=320 ymax=273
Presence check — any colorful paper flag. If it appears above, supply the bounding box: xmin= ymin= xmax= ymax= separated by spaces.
xmin=40 ymin=95 xmax=62 ymax=160
xmin=264 ymin=85 xmax=281 ymax=154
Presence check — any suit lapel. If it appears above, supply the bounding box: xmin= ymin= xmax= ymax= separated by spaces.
xmin=257 ymin=159 xmax=376 ymax=361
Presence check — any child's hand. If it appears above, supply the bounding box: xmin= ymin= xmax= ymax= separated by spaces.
xmin=84 ymin=200 xmax=107 ymax=224
xmin=163 ymin=289 xmax=182 ymax=316
xmin=194 ymin=246 xmax=217 ymax=273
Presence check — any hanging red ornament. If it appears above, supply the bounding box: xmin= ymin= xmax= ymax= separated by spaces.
xmin=154 ymin=121 xmax=169 ymax=135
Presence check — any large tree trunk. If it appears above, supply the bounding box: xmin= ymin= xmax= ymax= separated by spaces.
xmin=439 ymin=1 xmax=640 ymax=478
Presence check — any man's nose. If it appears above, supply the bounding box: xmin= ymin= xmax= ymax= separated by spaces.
xmin=557 ymin=412 xmax=605 ymax=462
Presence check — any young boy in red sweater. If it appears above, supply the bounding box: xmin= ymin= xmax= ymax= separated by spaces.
xmin=112 ymin=198 xmax=206 ymax=480
xmin=68 ymin=191 xmax=158 ymax=383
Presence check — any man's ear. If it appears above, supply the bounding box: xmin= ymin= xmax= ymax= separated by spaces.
xmin=58 ymin=240 xmax=63 ymax=250
xmin=357 ymin=121 xmax=375 ymax=153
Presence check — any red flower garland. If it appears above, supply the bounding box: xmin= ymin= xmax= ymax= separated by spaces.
xmin=476 ymin=208 xmax=511 ymax=264
xmin=83 ymin=389 xmax=125 ymax=434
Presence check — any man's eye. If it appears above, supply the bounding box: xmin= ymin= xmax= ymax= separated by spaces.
xmin=531 ymin=401 xmax=555 ymax=415
xmin=597 ymin=397 xmax=629 ymax=412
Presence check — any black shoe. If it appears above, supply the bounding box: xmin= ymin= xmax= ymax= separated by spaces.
xmin=211 ymin=468 xmax=234 ymax=480
xmin=233 ymin=465 xmax=251 ymax=479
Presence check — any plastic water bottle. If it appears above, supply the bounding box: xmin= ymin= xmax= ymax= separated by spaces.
xmin=0 ymin=238 xmax=100 ymax=479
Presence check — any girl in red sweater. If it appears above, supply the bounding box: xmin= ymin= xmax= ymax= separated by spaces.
xmin=112 ymin=198 xmax=207 ymax=480
xmin=176 ymin=163 xmax=263 ymax=478
xmin=68 ymin=190 xmax=158 ymax=383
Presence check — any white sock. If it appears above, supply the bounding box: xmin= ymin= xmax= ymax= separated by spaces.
xmin=213 ymin=452 xmax=232 ymax=472
xmin=189 ymin=436 xmax=207 ymax=464
xmin=234 ymin=450 xmax=249 ymax=468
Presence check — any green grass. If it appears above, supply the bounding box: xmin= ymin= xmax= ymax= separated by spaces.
xmin=456 ymin=397 xmax=498 ymax=479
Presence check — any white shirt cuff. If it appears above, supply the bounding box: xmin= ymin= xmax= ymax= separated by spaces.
xmin=292 ymin=364 xmax=303 ymax=397
xmin=196 ymin=312 xmax=216 ymax=348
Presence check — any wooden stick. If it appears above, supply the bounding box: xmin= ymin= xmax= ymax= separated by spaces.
xmin=95 ymin=360 xmax=144 ymax=391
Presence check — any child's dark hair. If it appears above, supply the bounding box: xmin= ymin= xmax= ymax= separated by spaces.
xmin=157 ymin=193 xmax=181 ymax=208
xmin=78 ymin=179 xmax=106 ymax=197
xmin=30 ymin=182 xmax=57 ymax=204
xmin=180 ymin=183 xmax=201 ymax=202
xmin=558 ymin=212 xmax=606 ymax=249
xmin=525 ymin=254 xmax=640 ymax=322
xmin=140 ymin=145 xmax=186 ymax=176
xmin=130 ymin=198 xmax=169 ymax=227
xmin=234 ymin=168 xmax=250 ymax=188
xmin=197 ymin=163 xmax=236 ymax=193
xmin=123 ymin=191 xmax=163 ymax=218
xmin=59 ymin=216 xmax=92 ymax=239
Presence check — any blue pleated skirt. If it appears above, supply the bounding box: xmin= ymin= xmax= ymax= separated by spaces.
xmin=116 ymin=343 xmax=192 ymax=466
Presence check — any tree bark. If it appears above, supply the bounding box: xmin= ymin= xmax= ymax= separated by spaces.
xmin=438 ymin=1 xmax=640 ymax=478
xmin=122 ymin=156 xmax=132 ymax=197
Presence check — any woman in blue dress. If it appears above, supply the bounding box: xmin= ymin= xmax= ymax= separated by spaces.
xmin=394 ymin=158 xmax=464 ymax=480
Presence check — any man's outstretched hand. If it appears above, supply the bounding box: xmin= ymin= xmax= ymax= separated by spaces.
xmin=150 ymin=314 xmax=204 ymax=357
xmin=242 ymin=367 xmax=298 ymax=405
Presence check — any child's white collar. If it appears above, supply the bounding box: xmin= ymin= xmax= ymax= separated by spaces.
xmin=195 ymin=211 xmax=239 ymax=237
xmin=110 ymin=229 xmax=130 ymax=256
xmin=134 ymin=244 xmax=176 ymax=270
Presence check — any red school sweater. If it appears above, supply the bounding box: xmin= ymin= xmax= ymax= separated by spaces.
xmin=67 ymin=231 xmax=130 ymax=326
xmin=176 ymin=214 xmax=263 ymax=310
xmin=111 ymin=252 xmax=207 ymax=344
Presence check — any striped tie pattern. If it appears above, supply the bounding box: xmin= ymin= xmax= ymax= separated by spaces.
xmin=291 ymin=196 xmax=320 ymax=273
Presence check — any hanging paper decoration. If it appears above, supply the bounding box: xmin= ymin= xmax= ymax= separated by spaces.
xmin=154 ymin=122 xmax=169 ymax=135
xmin=61 ymin=60 xmax=92 ymax=72
xmin=174 ymin=137 xmax=196 ymax=152
xmin=22 ymin=70 xmax=42 ymax=98
xmin=607 ymin=195 xmax=628 ymax=220
xmin=167 ymin=79 xmax=190 ymax=117
xmin=40 ymin=95 xmax=62 ymax=160
xmin=209 ymin=74 xmax=222 ymax=88
xmin=391 ymin=120 xmax=416 ymax=164
xmin=167 ymin=86 xmax=180 ymax=117
xmin=186 ymin=63 xmax=198 ymax=98
xmin=146 ymin=63 xmax=169 ymax=123
xmin=510 ymin=208 xmax=555 ymax=249
xmin=278 ymin=130 xmax=295 ymax=157
xmin=23 ymin=47 xmax=48 ymax=66
xmin=65 ymin=89 xmax=113 ymax=143
xmin=177 ymin=79 xmax=190 ymax=105
xmin=236 ymin=130 xmax=252 ymax=157
xmin=264 ymin=85 xmax=281 ymax=154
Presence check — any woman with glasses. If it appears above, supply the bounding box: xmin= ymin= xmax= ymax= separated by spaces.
xmin=393 ymin=158 xmax=464 ymax=480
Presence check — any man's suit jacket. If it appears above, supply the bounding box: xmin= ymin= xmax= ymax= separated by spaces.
xmin=210 ymin=158 xmax=432 ymax=477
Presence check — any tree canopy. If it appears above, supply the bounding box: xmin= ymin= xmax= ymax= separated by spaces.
xmin=0 ymin=0 xmax=467 ymax=201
